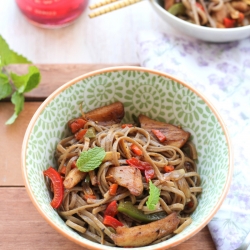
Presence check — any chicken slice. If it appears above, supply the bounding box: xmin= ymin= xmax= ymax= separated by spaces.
xmin=138 ymin=114 xmax=190 ymax=148
xmin=85 ymin=101 xmax=124 ymax=125
xmin=111 ymin=212 xmax=180 ymax=247
xmin=106 ymin=166 xmax=143 ymax=196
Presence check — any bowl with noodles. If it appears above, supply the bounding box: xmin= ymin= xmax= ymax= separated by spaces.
xmin=150 ymin=0 xmax=250 ymax=42
xmin=22 ymin=66 xmax=233 ymax=249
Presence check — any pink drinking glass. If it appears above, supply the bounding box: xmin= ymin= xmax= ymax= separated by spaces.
xmin=15 ymin=0 xmax=89 ymax=28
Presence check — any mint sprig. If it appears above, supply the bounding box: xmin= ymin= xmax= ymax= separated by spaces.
xmin=0 ymin=35 xmax=41 ymax=124
xmin=146 ymin=180 xmax=161 ymax=210
xmin=0 ymin=73 xmax=12 ymax=99
xmin=76 ymin=147 xmax=106 ymax=172
xmin=0 ymin=35 xmax=31 ymax=68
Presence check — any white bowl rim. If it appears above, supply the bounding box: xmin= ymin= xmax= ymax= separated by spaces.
xmin=21 ymin=65 xmax=234 ymax=250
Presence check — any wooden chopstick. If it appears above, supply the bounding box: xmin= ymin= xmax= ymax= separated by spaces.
xmin=89 ymin=0 xmax=119 ymax=10
xmin=88 ymin=0 xmax=142 ymax=18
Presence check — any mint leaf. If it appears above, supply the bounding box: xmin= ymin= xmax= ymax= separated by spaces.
xmin=5 ymin=91 xmax=24 ymax=125
xmin=0 ymin=35 xmax=41 ymax=125
xmin=0 ymin=73 xmax=12 ymax=100
xmin=146 ymin=180 xmax=161 ymax=210
xmin=0 ymin=35 xmax=31 ymax=67
xmin=10 ymin=65 xmax=41 ymax=93
xmin=76 ymin=147 xmax=106 ymax=172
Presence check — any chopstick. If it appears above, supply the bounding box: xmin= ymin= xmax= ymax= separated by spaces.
xmin=88 ymin=0 xmax=142 ymax=18
xmin=89 ymin=0 xmax=119 ymax=9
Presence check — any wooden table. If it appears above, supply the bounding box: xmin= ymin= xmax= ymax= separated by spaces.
xmin=0 ymin=64 xmax=216 ymax=250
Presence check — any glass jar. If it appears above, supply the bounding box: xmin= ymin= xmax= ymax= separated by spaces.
xmin=15 ymin=0 xmax=89 ymax=28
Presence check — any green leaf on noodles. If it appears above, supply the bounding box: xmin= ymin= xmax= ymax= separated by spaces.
xmin=76 ymin=147 xmax=106 ymax=172
xmin=146 ymin=180 xmax=160 ymax=210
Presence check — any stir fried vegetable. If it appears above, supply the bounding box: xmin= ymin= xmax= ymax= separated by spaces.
xmin=163 ymin=0 xmax=250 ymax=28
xmin=44 ymin=102 xmax=202 ymax=247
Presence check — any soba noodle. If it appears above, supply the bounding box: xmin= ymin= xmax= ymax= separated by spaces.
xmin=164 ymin=0 xmax=250 ymax=28
xmin=44 ymin=104 xmax=202 ymax=247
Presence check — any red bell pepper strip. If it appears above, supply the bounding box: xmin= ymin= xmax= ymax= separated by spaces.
xmin=43 ymin=167 xmax=64 ymax=209
xmin=164 ymin=165 xmax=175 ymax=173
xmin=126 ymin=157 xmax=154 ymax=182
xmin=238 ymin=12 xmax=244 ymax=23
xmin=186 ymin=200 xmax=194 ymax=209
xmin=69 ymin=118 xmax=87 ymax=134
xmin=151 ymin=129 xmax=167 ymax=143
xmin=121 ymin=124 xmax=133 ymax=128
xmin=71 ymin=161 xmax=77 ymax=169
xmin=83 ymin=194 xmax=97 ymax=200
xmin=130 ymin=144 xmax=143 ymax=156
xmin=144 ymin=167 xmax=155 ymax=182
xmin=104 ymin=200 xmax=118 ymax=217
xmin=223 ymin=18 xmax=235 ymax=28
xmin=126 ymin=157 xmax=148 ymax=171
xmin=75 ymin=129 xmax=87 ymax=140
xmin=109 ymin=183 xmax=118 ymax=196
xmin=59 ymin=160 xmax=78 ymax=175
xmin=59 ymin=166 xmax=67 ymax=175
xmin=103 ymin=215 xmax=123 ymax=229
xmin=196 ymin=2 xmax=204 ymax=11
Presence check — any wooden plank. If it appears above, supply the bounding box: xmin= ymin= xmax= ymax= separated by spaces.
xmin=0 ymin=102 xmax=41 ymax=186
xmin=5 ymin=64 xmax=131 ymax=100
xmin=0 ymin=187 xmax=216 ymax=250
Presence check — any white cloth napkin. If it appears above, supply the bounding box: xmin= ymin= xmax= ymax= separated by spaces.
xmin=136 ymin=30 xmax=250 ymax=250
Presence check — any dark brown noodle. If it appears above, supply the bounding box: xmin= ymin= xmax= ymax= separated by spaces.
xmin=54 ymin=120 xmax=202 ymax=246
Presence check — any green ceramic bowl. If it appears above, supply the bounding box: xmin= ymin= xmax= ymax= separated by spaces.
xmin=22 ymin=66 xmax=233 ymax=250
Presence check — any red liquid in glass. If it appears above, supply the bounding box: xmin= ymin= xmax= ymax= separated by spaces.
xmin=16 ymin=0 xmax=88 ymax=28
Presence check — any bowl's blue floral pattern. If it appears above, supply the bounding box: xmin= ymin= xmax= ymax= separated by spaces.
xmin=24 ymin=68 xmax=231 ymax=249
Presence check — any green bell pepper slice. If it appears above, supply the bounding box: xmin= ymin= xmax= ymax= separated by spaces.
xmin=168 ymin=3 xmax=186 ymax=16
xmin=117 ymin=201 xmax=166 ymax=223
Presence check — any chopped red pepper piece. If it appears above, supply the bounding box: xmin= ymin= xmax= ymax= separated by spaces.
xmin=130 ymin=144 xmax=143 ymax=156
xmin=186 ymin=200 xmax=194 ymax=209
xmin=196 ymin=2 xmax=204 ymax=11
xmin=126 ymin=157 xmax=154 ymax=182
xmin=69 ymin=118 xmax=87 ymax=134
xmin=223 ymin=17 xmax=235 ymax=28
xmin=144 ymin=167 xmax=154 ymax=183
xmin=109 ymin=183 xmax=118 ymax=196
xmin=75 ymin=129 xmax=87 ymax=140
xmin=164 ymin=165 xmax=175 ymax=173
xmin=151 ymin=129 xmax=167 ymax=143
xmin=71 ymin=161 xmax=77 ymax=169
xmin=43 ymin=167 xmax=64 ymax=209
xmin=238 ymin=12 xmax=244 ymax=23
xmin=121 ymin=124 xmax=133 ymax=128
xmin=103 ymin=215 xmax=123 ymax=229
xmin=126 ymin=157 xmax=148 ymax=170
xmin=84 ymin=194 xmax=97 ymax=200
xmin=104 ymin=200 xmax=118 ymax=217
xmin=59 ymin=166 xmax=67 ymax=175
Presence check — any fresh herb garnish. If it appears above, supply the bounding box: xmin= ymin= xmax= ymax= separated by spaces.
xmin=146 ymin=180 xmax=161 ymax=210
xmin=0 ymin=35 xmax=41 ymax=124
xmin=76 ymin=147 xmax=106 ymax=172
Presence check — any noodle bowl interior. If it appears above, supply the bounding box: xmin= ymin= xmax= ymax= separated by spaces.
xmin=43 ymin=102 xmax=202 ymax=247
xmin=162 ymin=0 xmax=250 ymax=28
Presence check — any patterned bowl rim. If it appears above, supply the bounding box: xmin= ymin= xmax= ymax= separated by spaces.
xmin=21 ymin=66 xmax=233 ymax=250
